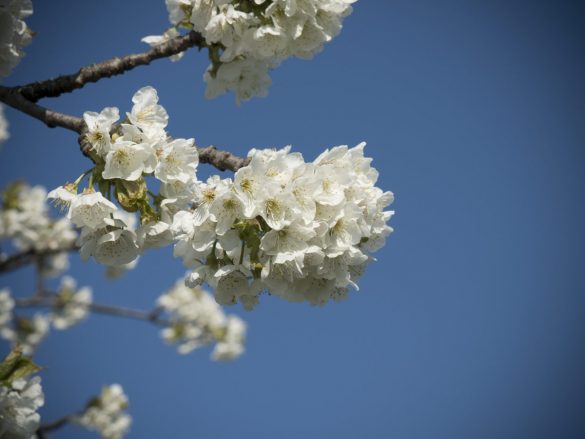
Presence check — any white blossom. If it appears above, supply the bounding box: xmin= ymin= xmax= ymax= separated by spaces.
xmin=51 ymin=276 xmax=92 ymax=330
xmin=67 ymin=191 xmax=117 ymax=230
xmin=172 ymin=143 xmax=393 ymax=308
xmin=157 ymin=279 xmax=247 ymax=360
xmin=127 ymin=86 xmax=168 ymax=136
xmin=154 ymin=138 xmax=198 ymax=184
xmin=0 ymin=288 xmax=14 ymax=328
xmin=156 ymin=0 xmax=356 ymax=102
xmin=0 ymin=0 xmax=33 ymax=81
xmin=0 ymin=375 xmax=44 ymax=439
xmin=1 ymin=183 xmax=76 ymax=278
xmin=1 ymin=313 xmax=50 ymax=355
xmin=102 ymin=140 xmax=150 ymax=181
xmin=83 ymin=107 xmax=120 ymax=156
xmin=76 ymin=384 xmax=131 ymax=439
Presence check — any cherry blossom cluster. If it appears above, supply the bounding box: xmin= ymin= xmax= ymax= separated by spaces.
xmin=0 ymin=104 xmax=8 ymax=144
xmin=1 ymin=182 xmax=77 ymax=277
xmin=74 ymin=384 xmax=132 ymax=439
xmin=48 ymin=86 xmax=198 ymax=268
xmin=0 ymin=374 xmax=44 ymax=438
xmin=0 ymin=0 xmax=33 ymax=81
xmin=172 ymin=143 xmax=394 ymax=308
xmin=144 ymin=0 xmax=356 ymax=103
xmin=157 ymin=279 xmax=246 ymax=360
xmin=0 ymin=278 xmax=92 ymax=354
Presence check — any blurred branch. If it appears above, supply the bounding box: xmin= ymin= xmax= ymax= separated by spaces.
xmin=37 ymin=414 xmax=75 ymax=438
xmin=14 ymin=295 xmax=169 ymax=326
xmin=14 ymin=31 xmax=206 ymax=102
xmin=0 ymin=245 xmax=78 ymax=275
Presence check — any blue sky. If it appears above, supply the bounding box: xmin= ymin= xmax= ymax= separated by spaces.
xmin=1 ymin=0 xmax=585 ymax=438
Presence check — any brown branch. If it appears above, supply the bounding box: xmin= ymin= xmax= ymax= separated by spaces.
xmin=0 ymin=30 xmax=249 ymax=172
xmin=0 ymin=87 xmax=84 ymax=132
xmin=198 ymin=145 xmax=250 ymax=172
xmin=17 ymin=31 xmax=206 ymax=102
xmin=0 ymin=245 xmax=79 ymax=274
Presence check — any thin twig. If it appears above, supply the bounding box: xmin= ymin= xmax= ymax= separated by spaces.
xmin=16 ymin=31 xmax=206 ymax=102
xmin=14 ymin=295 xmax=170 ymax=326
xmin=37 ymin=414 xmax=75 ymax=435
xmin=0 ymin=245 xmax=79 ymax=274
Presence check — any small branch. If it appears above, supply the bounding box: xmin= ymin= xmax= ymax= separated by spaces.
xmin=38 ymin=414 xmax=75 ymax=436
xmin=16 ymin=31 xmax=205 ymax=102
xmin=0 ymin=245 xmax=78 ymax=274
xmin=15 ymin=295 xmax=169 ymax=326
xmin=0 ymin=87 xmax=84 ymax=132
xmin=198 ymin=145 xmax=250 ymax=172
xmin=34 ymin=257 xmax=46 ymax=297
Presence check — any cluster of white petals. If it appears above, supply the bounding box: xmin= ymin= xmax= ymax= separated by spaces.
xmin=0 ymin=104 xmax=8 ymax=144
xmin=0 ymin=276 xmax=91 ymax=354
xmin=157 ymin=279 xmax=246 ymax=360
xmin=49 ymin=86 xmax=198 ymax=268
xmin=75 ymin=384 xmax=132 ymax=439
xmin=173 ymin=143 xmax=394 ymax=308
xmin=0 ymin=375 xmax=44 ymax=438
xmin=51 ymin=275 xmax=92 ymax=330
xmin=1 ymin=183 xmax=77 ymax=277
xmin=0 ymin=296 xmax=49 ymax=355
xmin=147 ymin=0 xmax=356 ymax=103
xmin=0 ymin=0 xmax=33 ymax=81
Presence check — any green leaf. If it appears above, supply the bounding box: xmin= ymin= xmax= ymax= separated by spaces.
xmin=0 ymin=346 xmax=42 ymax=386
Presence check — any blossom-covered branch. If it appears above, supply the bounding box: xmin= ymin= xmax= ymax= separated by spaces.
xmin=13 ymin=31 xmax=205 ymax=102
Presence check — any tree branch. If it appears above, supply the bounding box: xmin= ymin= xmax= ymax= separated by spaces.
xmin=0 ymin=87 xmax=84 ymax=132
xmin=37 ymin=414 xmax=75 ymax=437
xmin=14 ymin=296 xmax=169 ymax=326
xmin=198 ymin=145 xmax=250 ymax=172
xmin=0 ymin=245 xmax=79 ymax=274
xmin=0 ymin=30 xmax=249 ymax=172
xmin=16 ymin=31 xmax=206 ymax=102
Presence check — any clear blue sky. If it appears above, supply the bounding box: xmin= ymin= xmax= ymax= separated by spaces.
xmin=1 ymin=0 xmax=585 ymax=438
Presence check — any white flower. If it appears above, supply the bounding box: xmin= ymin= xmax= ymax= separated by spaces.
xmin=67 ymin=191 xmax=117 ymax=230
xmin=154 ymin=138 xmax=198 ymax=183
xmin=137 ymin=221 xmax=173 ymax=249
xmin=0 ymin=375 xmax=44 ymax=439
xmin=83 ymin=107 xmax=120 ymax=156
xmin=208 ymin=189 xmax=245 ymax=235
xmin=157 ymin=279 xmax=247 ymax=360
xmin=0 ymin=0 xmax=34 ymax=81
xmin=127 ymin=86 xmax=168 ymax=136
xmin=102 ymin=140 xmax=150 ymax=181
xmin=211 ymin=315 xmax=246 ymax=361
xmin=172 ymin=142 xmax=394 ymax=307
xmin=165 ymin=0 xmax=192 ymax=25
xmin=1 ymin=313 xmax=50 ymax=355
xmin=51 ymin=276 xmax=92 ymax=330
xmin=76 ymin=384 xmax=131 ymax=439
xmin=204 ymin=58 xmax=273 ymax=104
xmin=79 ymin=222 xmax=140 ymax=267
xmin=0 ymin=288 xmax=14 ymax=328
